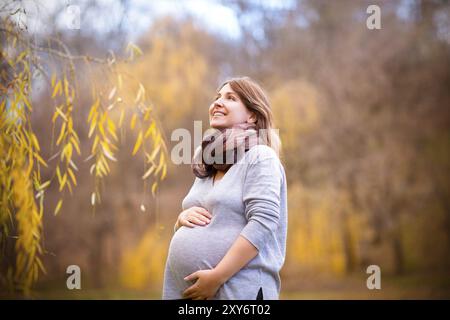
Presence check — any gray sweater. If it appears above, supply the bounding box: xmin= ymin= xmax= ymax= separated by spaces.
xmin=162 ymin=145 xmax=288 ymax=300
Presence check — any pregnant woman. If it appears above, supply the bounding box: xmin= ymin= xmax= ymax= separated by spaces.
xmin=162 ymin=77 xmax=288 ymax=300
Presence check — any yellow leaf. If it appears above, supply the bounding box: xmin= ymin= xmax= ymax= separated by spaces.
xmin=161 ymin=164 xmax=167 ymax=180
xmin=34 ymin=152 xmax=48 ymax=167
xmin=99 ymin=120 xmax=106 ymax=138
xmin=101 ymin=140 xmax=112 ymax=154
xmin=68 ymin=168 xmax=77 ymax=186
xmin=52 ymin=106 xmax=60 ymax=123
xmin=144 ymin=122 xmax=156 ymax=138
xmin=37 ymin=180 xmax=50 ymax=191
xmin=133 ymin=44 xmax=143 ymax=56
xmin=54 ymin=199 xmax=63 ymax=215
xmin=96 ymin=160 xmax=106 ymax=177
xmin=36 ymin=257 xmax=46 ymax=274
xmin=71 ymin=137 xmax=81 ymax=155
xmin=72 ymin=130 xmax=80 ymax=144
xmin=31 ymin=133 xmax=40 ymax=151
xmin=56 ymin=122 xmax=66 ymax=146
xmin=146 ymin=144 xmax=161 ymax=164
xmin=144 ymin=108 xmax=151 ymax=121
xmin=107 ymin=118 xmax=118 ymax=141
xmin=117 ymin=74 xmax=123 ymax=89
xmin=88 ymin=117 xmax=97 ymax=138
xmin=62 ymin=143 xmax=73 ymax=163
xmin=52 ymin=81 xmax=62 ymax=98
xmin=108 ymin=86 xmax=117 ymax=100
xmin=135 ymin=84 xmax=145 ymax=103
xmin=132 ymin=132 xmax=143 ymax=155
xmin=56 ymin=166 xmax=62 ymax=184
xmin=22 ymin=95 xmax=32 ymax=111
xmin=59 ymin=173 xmax=67 ymax=191
xmin=142 ymin=166 xmax=155 ymax=179
xmin=102 ymin=143 xmax=117 ymax=162
xmin=67 ymin=180 xmax=73 ymax=195
xmin=127 ymin=42 xmax=143 ymax=58
xmin=151 ymin=182 xmax=158 ymax=196
xmin=55 ymin=106 xmax=68 ymax=122
xmin=69 ymin=159 xmax=78 ymax=171
xmin=130 ymin=113 xmax=137 ymax=130
xmin=16 ymin=50 xmax=27 ymax=63
xmin=154 ymin=152 xmax=166 ymax=177
xmin=118 ymin=110 xmax=125 ymax=128
xmin=92 ymin=135 xmax=100 ymax=153
xmin=67 ymin=117 xmax=73 ymax=133
xmin=35 ymin=190 xmax=44 ymax=199
xmin=88 ymin=99 xmax=99 ymax=123
xmin=63 ymin=76 xmax=69 ymax=97
xmin=100 ymin=155 xmax=110 ymax=172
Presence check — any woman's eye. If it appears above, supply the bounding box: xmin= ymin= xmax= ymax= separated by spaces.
xmin=229 ymin=96 xmax=236 ymax=101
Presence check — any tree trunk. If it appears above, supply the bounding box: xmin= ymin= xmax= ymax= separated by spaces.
xmin=391 ymin=232 xmax=405 ymax=275
xmin=340 ymin=210 xmax=355 ymax=274
xmin=89 ymin=224 xmax=106 ymax=288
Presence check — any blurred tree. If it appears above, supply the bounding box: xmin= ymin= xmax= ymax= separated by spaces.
xmin=133 ymin=17 xmax=221 ymax=132
xmin=234 ymin=0 xmax=450 ymax=276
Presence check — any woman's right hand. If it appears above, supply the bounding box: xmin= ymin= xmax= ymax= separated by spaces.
xmin=175 ymin=206 xmax=212 ymax=231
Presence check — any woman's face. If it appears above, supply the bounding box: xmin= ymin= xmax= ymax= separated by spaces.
xmin=209 ymin=83 xmax=255 ymax=129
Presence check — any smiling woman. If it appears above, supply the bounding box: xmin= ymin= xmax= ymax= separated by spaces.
xmin=162 ymin=77 xmax=288 ymax=300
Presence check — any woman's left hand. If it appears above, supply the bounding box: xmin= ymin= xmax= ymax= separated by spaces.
xmin=183 ymin=269 xmax=224 ymax=300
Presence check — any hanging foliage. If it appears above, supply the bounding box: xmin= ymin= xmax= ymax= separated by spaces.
xmin=0 ymin=15 xmax=168 ymax=294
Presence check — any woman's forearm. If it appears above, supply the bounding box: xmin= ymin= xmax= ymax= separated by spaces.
xmin=213 ymin=235 xmax=258 ymax=284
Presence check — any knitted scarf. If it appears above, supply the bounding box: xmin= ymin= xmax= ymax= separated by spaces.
xmin=192 ymin=122 xmax=259 ymax=178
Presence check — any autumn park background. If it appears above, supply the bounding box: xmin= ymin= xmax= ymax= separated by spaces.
xmin=1 ymin=0 xmax=449 ymax=299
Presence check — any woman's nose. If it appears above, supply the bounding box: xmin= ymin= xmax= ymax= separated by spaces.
xmin=214 ymin=98 xmax=223 ymax=106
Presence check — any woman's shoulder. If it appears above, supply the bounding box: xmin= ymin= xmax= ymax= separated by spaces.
xmin=244 ymin=144 xmax=282 ymax=170
xmin=244 ymin=144 xmax=280 ymax=165
xmin=243 ymin=144 xmax=286 ymax=185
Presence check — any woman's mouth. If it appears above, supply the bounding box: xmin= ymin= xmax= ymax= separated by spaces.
xmin=212 ymin=111 xmax=226 ymax=117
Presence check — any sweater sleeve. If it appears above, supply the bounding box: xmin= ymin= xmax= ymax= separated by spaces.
xmin=240 ymin=155 xmax=282 ymax=251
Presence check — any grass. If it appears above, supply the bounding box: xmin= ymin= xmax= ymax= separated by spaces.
xmin=281 ymin=273 xmax=450 ymax=299
xmin=3 ymin=273 xmax=449 ymax=300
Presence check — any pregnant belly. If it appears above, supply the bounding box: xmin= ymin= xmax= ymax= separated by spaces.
xmin=167 ymin=224 xmax=242 ymax=277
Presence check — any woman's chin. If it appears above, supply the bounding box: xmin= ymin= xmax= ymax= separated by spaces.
xmin=210 ymin=120 xmax=228 ymax=129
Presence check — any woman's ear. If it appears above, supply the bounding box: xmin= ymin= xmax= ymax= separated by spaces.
xmin=248 ymin=112 xmax=257 ymax=124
